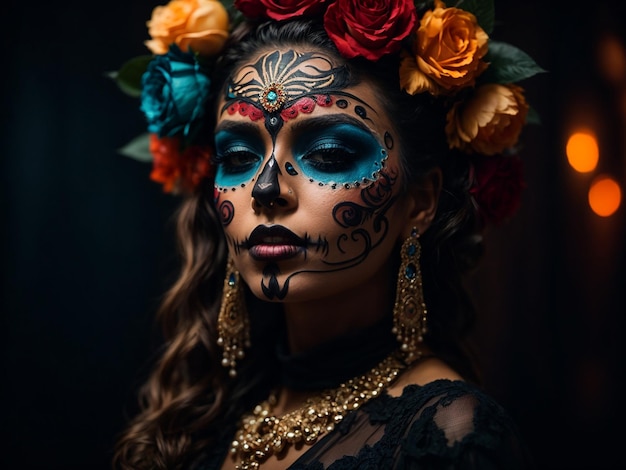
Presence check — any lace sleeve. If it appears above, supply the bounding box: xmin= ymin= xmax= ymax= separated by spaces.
xmin=394 ymin=381 xmax=536 ymax=470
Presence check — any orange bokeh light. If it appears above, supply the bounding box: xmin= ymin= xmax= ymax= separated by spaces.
xmin=588 ymin=175 xmax=622 ymax=217
xmin=566 ymin=131 xmax=599 ymax=173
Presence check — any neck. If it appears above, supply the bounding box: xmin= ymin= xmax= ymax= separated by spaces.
xmin=282 ymin=264 xmax=394 ymax=353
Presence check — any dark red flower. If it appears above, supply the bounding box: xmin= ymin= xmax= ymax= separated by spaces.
xmin=180 ymin=144 xmax=213 ymax=192
xmin=233 ymin=0 xmax=266 ymax=18
xmin=149 ymin=134 xmax=212 ymax=194
xmin=324 ymin=0 xmax=417 ymax=61
xmin=149 ymin=134 xmax=181 ymax=193
xmin=235 ymin=0 xmax=329 ymax=21
xmin=469 ymin=154 xmax=526 ymax=225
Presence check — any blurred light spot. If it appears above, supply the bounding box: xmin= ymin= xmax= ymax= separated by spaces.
xmin=566 ymin=131 xmax=599 ymax=173
xmin=588 ymin=175 xmax=621 ymax=217
xmin=597 ymin=34 xmax=626 ymax=85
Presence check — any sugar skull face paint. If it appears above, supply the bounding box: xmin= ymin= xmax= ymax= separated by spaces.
xmin=213 ymin=48 xmax=413 ymax=302
xmin=214 ymin=50 xmax=388 ymax=191
xmin=214 ymin=117 xmax=387 ymax=189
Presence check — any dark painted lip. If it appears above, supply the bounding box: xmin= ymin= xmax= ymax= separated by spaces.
xmin=246 ymin=225 xmax=306 ymax=261
xmin=246 ymin=225 xmax=306 ymax=248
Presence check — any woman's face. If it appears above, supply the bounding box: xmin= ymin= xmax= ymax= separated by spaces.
xmin=213 ymin=48 xmax=414 ymax=302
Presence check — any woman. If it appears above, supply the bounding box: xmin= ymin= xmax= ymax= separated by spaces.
xmin=113 ymin=0 xmax=541 ymax=468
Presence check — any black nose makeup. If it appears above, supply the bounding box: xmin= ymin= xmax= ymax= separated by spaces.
xmin=252 ymin=154 xmax=281 ymax=208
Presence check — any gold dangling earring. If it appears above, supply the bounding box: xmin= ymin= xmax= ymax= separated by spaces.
xmin=217 ymin=256 xmax=251 ymax=378
xmin=392 ymin=227 xmax=427 ymax=363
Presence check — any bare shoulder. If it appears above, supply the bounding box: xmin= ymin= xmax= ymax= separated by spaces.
xmin=388 ymin=356 xmax=464 ymax=397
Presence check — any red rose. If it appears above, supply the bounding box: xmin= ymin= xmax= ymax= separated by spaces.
xmin=233 ymin=0 xmax=266 ymax=18
xmin=469 ymin=154 xmax=525 ymax=225
xmin=324 ymin=0 xmax=417 ymax=61
xmin=235 ymin=0 xmax=329 ymax=21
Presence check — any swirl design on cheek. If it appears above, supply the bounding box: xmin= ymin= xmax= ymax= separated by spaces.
xmin=326 ymin=169 xmax=398 ymax=265
xmin=333 ymin=204 xmax=361 ymax=228
xmin=359 ymin=171 xmax=396 ymax=232
xmin=333 ymin=171 xmax=396 ymax=228
xmin=219 ymin=200 xmax=235 ymax=226
xmin=248 ymin=169 xmax=399 ymax=300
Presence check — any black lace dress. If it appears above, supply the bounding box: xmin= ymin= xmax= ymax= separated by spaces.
xmin=195 ymin=321 xmax=536 ymax=470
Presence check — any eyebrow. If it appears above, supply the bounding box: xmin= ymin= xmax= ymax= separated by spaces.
xmin=290 ymin=114 xmax=375 ymax=137
xmin=214 ymin=113 xmax=379 ymax=142
xmin=214 ymin=120 xmax=262 ymax=136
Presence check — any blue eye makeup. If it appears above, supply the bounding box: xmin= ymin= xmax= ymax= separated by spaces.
xmin=293 ymin=123 xmax=385 ymax=185
xmin=214 ymin=130 xmax=264 ymax=187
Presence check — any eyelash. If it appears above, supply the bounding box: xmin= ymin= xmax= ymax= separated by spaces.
xmin=302 ymin=145 xmax=357 ymax=172
xmin=215 ymin=147 xmax=261 ymax=174
xmin=215 ymin=140 xmax=361 ymax=175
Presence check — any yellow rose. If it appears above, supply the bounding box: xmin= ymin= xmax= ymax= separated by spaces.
xmin=412 ymin=0 xmax=489 ymax=94
xmin=399 ymin=52 xmax=439 ymax=95
xmin=145 ymin=0 xmax=229 ymax=56
xmin=445 ymin=84 xmax=529 ymax=155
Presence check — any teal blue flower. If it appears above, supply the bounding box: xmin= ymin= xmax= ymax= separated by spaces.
xmin=140 ymin=45 xmax=210 ymax=138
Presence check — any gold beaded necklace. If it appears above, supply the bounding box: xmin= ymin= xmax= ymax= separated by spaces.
xmin=229 ymin=349 xmax=414 ymax=470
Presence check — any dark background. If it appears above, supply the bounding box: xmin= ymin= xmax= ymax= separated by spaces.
xmin=2 ymin=1 xmax=625 ymax=469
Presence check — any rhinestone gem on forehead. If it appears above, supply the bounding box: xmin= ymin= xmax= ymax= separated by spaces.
xmin=259 ymin=82 xmax=287 ymax=113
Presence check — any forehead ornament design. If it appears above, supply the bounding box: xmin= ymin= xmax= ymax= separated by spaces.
xmin=259 ymin=82 xmax=288 ymax=113
xmin=225 ymin=50 xmax=351 ymax=113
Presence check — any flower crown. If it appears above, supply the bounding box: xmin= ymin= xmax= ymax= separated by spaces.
xmin=112 ymin=0 xmax=544 ymax=225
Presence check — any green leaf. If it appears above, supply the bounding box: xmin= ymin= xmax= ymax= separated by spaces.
xmin=415 ymin=1 xmax=434 ymax=13
xmin=457 ymin=0 xmax=495 ymax=34
xmin=118 ymin=133 xmax=153 ymax=162
xmin=481 ymin=41 xmax=547 ymax=84
xmin=526 ymin=106 xmax=542 ymax=125
xmin=223 ymin=0 xmax=245 ymax=29
xmin=112 ymin=55 xmax=153 ymax=98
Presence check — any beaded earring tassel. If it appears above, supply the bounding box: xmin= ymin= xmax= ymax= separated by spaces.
xmin=217 ymin=256 xmax=251 ymax=377
xmin=392 ymin=228 xmax=427 ymax=362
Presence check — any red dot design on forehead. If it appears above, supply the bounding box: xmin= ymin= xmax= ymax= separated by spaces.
xmin=227 ymin=95 xmax=335 ymax=123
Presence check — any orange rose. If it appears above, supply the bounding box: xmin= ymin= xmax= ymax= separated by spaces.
xmin=401 ymin=0 xmax=488 ymax=95
xmin=445 ymin=84 xmax=529 ymax=155
xmin=145 ymin=0 xmax=229 ymax=56
xmin=399 ymin=51 xmax=439 ymax=95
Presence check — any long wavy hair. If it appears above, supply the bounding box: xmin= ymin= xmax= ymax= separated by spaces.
xmin=113 ymin=17 xmax=483 ymax=470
